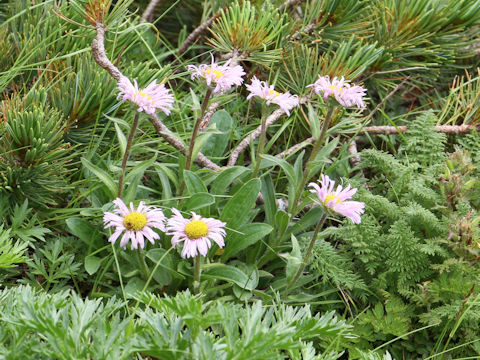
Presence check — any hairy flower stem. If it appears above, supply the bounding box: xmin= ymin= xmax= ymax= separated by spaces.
xmin=290 ymin=105 xmax=335 ymax=214
xmin=179 ymin=88 xmax=213 ymax=196
xmin=193 ymin=254 xmax=201 ymax=294
xmin=252 ymin=105 xmax=269 ymax=178
xmin=284 ymin=213 xmax=327 ymax=297
xmin=137 ymin=249 xmax=150 ymax=281
xmin=117 ymin=113 xmax=140 ymax=198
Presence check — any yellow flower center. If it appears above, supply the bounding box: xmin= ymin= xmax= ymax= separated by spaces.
xmin=324 ymin=194 xmax=342 ymax=206
xmin=206 ymin=68 xmax=224 ymax=80
xmin=268 ymin=89 xmax=281 ymax=98
xmin=329 ymin=85 xmax=338 ymax=91
xmin=185 ymin=220 xmax=209 ymax=239
xmin=134 ymin=92 xmax=152 ymax=101
xmin=123 ymin=212 xmax=147 ymax=231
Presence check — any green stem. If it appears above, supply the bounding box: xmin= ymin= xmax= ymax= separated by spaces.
xmin=252 ymin=106 xmax=269 ymax=178
xmin=111 ymin=242 xmax=130 ymax=314
xmin=284 ymin=213 xmax=327 ymax=298
xmin=117 ymin=112 xmax=140 ymax=198
xmin=290 ymin=105 xmax=336 ymax=214
xmin=136 ymin=249 xmax=150 ymax=281
xmin=193 ymin=254 xmax=201 ymax=294
xmin=178 ymin=87 xmax=213 ymax=196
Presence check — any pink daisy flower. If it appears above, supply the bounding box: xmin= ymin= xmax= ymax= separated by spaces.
xmin=103 ymin=198 xmax=166 ymax=250
xmin=307 ymin=75 xmax=366 ymax=109
xmin=117 ymin=76 xmax=174 ymax=115
xmin=166 ymin=208 xmax=226 ymax=259
xmin=187 ymin=56 xmax=245 ymax=93
xmin=308 ymin=174 xmax=365 ymax=224
xmin=246 ymin=76 xmax=299 ymax=116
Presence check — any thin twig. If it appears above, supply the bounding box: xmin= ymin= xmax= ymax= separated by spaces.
xmin=178 ymin=13 xmax=222 ymax=55
xmin=228 ymin=96 xmax=309 ymax=167
xmin=275 ymin=137 xmax=314 ymax=158
xmin=362 ymin=124 xmax=476 ymax=134
xmin=118 ymin=113 xmax=140 ymax=197
xmin=91 ymin=22 xmax=123 ymax=81
xmin=91 ymin=21 xmax=220 ymax=172
xmin=279 ymin=0 xmax=306 ymax=11
xmin=276 ymin=124 xmax=478 ymax=159
xmin=141 ymin=0 xmax=163 ymax=22
xmin=150 ymin=114 xmax=220 ymax=171
xmin=347 ymin=139 xmax=362 ymax=168
xmin=290 ymin=23 xmax=316 ymax=41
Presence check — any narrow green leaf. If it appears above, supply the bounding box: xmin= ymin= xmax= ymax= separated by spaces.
xmin=183 ymin=170 xmax=208 ymax=194
xmin=285 ymin=234 xmax=302 ymax=284
xmin=114 ymin=122 xmax=127 ymax=155
xmin=81 ymin=157 xmax=116 ymax=198
xmin=261 ymin=154 xmax=298 ymax=187
xmin=66 ymin=218 xmax=102 ymax=246
xmin=211 ymin=166 xmax=249 ymax=195
xmin=223 ymin=223 xmax=273 ymax=259
xmin=220 ymin=178 xmax=261 ymax=229
xmin=184 ymin=192 xmax=215 ymax=210
xmin=202 ymin=265 xmax=256 ymax=290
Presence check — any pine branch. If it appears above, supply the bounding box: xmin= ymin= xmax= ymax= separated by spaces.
xmin=178 ymin=13 xmax=222 ymax=55
xmin=141 ymin=0 xmax=163 ymax=22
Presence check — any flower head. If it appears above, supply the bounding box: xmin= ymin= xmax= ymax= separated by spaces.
xmin=187 ymin=56 xmax=245 ymax=93
xmin=117 ymin=76 xmax=174 ymax=115
xmin=246 ymin=76 xmax=299 ymax=115
xmin=166 ymin=208 xmax=226 ymax=258
xmin=309 ymin=174 xmax=365 ymax=224
xmin=103 ymin=198 xmax=166 ymax=250
xmin=307 ymin=75 xmax=366 ymax=109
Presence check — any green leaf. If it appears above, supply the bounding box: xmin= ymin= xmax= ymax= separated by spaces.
xmin=84 ymin=255 xmax=102 ymax=275
xmin=220 ymin=178 xmax=261 ymax=229
xmin=201 ymin=110 xmax=233 ymax=158
xmin=81 ymin=157 xmax=116 ymax=198
xmin=125 ymin=277 xmax=146 ymax=298
xmin=223 ymin=223 xmax=273 ymax=259
xmin=284 ymin=234 xmax=302 ymax=284
xmin=211 ymin=166 xmax=250 ymax=195
xmin=308 ymin=103 xmax=321 ymax=140
xmin=184 ymin=192 xmax=215 ymax=211
xmin=124 ymin=155 xmax=157 ymax=182
xmin=146 ymin=248 xmax=181 ymax=284
xmin=261 ymin=154 xmax=298 ymax=187
xmin=283 ymin=207 xmax=324 ymax=241
xmin=66 ymin=218 xmax=102 ymax=246
xmin=192 ymin=131 xmax=214 ymax=163
xmin=183 ymin=170 xmax=208 ymax=194
xmin=261 ymin=175 xmax=277 ymax=226
xmin=114 ymin=122 xmax=127 ymax=155
xmin=202 ymin=265 xmax=257 ymax=290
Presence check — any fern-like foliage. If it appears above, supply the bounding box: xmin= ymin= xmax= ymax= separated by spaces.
xmin=0 ymin=226 xmax=27 ymax=270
